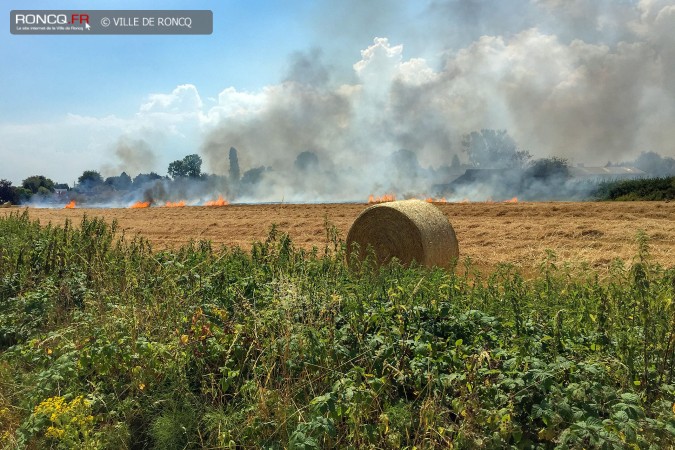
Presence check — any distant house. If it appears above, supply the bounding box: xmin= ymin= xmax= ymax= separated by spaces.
xmin=54 ymin=188 xmax=69 ymax=195
xmin=568 ymin=166 xmax=646 ymax=181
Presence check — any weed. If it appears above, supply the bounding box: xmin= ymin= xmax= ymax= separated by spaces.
xmin=0 ymin=213 xmax=674 ymax=448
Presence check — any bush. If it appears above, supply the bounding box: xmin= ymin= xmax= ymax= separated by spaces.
xmin=593 ymin=176 xmax=675 ymax=201
xmin=1 ymin=212 xmax=674 ymax=448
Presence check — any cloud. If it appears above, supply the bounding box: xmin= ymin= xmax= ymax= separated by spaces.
xmin=139 ymin=84 xmax=203 ymax=114
xmin=0 ymin=84 xmax=210 ymax=184
xmin=3 ymin=0 xmax=675 ymax=199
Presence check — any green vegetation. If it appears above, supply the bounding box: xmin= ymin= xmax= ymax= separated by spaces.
xmin=1 ymin=212 xmax=674 ymax=449
xmin=168 ymin=154 xmax=203 ymax=180
xmin=593 ymin=176 xmax=675 ymax=201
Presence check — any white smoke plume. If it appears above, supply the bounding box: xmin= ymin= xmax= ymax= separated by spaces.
xmin=195 ymin=0 xmax=675 ymax=201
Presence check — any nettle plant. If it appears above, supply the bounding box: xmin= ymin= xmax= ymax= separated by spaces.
xmin=0 ymin=212 xmax=674 ymax=449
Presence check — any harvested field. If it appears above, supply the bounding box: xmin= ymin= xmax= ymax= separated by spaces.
xmin=2 ymin=201 xmax=674 ymax=274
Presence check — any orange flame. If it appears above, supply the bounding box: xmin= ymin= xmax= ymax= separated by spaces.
xmin=64 ymin=200 xmax=76 ymax=209
xmin=130 ymin=201 xmax=150 ymax=209
xmin=425 ymin=197 xmax=447 ymax=203
xmin=503 ymin=197 xmax=518 ymax=203
xmin=204 ymin=195 xmax=229 ymax=207
xmin=165 ymin=200 xmax=186 ymax=207
xmin=368 ymin=193 xmax=396 ymax=204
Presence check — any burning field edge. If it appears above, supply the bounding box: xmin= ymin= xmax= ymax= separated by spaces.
xmin=1 ymin=200 xmax=674 ymax=275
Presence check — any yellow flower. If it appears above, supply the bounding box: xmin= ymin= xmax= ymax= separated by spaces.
xmin=45 ymin=426 xmax=65 ymax=438
xmin=180 ymin=334 xmax=189 ymax=345
xmin=139 ymin=383 xmax=146 ymax=391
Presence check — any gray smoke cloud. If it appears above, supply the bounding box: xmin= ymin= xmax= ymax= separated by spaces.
xmin=102 ymin=137 xmax=157 ymax=178
xmin=200 ymin=0 xmax=675 ymax=202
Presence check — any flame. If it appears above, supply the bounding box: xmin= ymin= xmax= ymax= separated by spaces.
xmin=204 ymin=195 xmax=229 ymax=207
xmin=368 ymin=193 xmax=396 ymax=204
xmin=425 ymin=197 xmax=448 ymax=203
xmin=130 ymin=201 xmax=150 ymax=209
xmin=165 ymin=200 xmax=186 ymax=207
xmin=503 ymin=197 xmax=518 ymax=203
xmin=64 ymin=200 xmax=76 ymax=209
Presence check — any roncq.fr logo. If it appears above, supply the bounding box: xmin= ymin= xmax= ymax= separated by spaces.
xmin=14 ymin=13 xmax=90 ymax=26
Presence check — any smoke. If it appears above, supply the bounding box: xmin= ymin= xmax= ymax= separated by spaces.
xmin=195 ymin=0 xmax=675 ymax=202
xmin=101 ymin=137 xmax=158 ymax=178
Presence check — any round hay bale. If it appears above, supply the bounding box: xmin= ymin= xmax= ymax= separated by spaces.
xmin=346 ymin=199 xmax=459 ymax=268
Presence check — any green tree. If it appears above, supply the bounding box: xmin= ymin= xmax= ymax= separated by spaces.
xmin=168 ymin=154 xmax=202 ymax=179
xmin=77 ymin=171 xmax=103 ymax=188
xmin=22 ymin=175 xmax=55 ymax=194
xmin=461 ymin=129 xmax=530 ymax=169
xmin=133 ymin=172 xmax=163 ymax=187
xmin=105 ymin=172 xmax=132 ymax=190
xmin=36 ymin=186 xmax=52 ymax=197
xmin=630 ymin=151 xmax=675 ymax=177
xmin=229 ymin=147 xmax=241 ymax=183
xmin=0 ymin=179 xmax=18 ymax=204
xmin=526 ymin=157 xmax=570 ymax=180
xmin=15 ymin=187 xmax=32 ymax=203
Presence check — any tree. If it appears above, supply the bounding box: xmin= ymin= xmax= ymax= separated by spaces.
xmin=22 ymin=175 xmax=55 ymax=194
xmin=294 ymin=151 xmax=320 ymax=172
xmin=630 ymin=151 xmax=675 ymax=177
xmin=229 ymin=147 xmax=240 ymax=183
xmin=461 ymin=129 xmax=530 ymax=169
xmin=77 ymin=171 xmax=103 ymax=189
xmin=526 ymin=157 xmax=570 ymax=180
xmin=105 ymin=172 xmax=132 ymax=190
xmin=168 ymin=154 xmax=202 ymax=179
xmin=451 ymin=154 xmax=461 ymax=169
xmin=133 ymin=172 xmax=163 ymax=187
xmin=37 ymin=186 xmax=52 ymax=197
xmin=240 ymin=167 xmax=265 ymax=186
xmin=15 ymin=187 xmax=32 ymax=203
xmin=0 ymin=179 xmax=18 ymax=204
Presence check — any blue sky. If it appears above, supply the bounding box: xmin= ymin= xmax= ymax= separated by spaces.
xmin=2 ymin=0 xmax=674 ymax=188
xmin=2 ymin=1 xmax=316 ymax=121
xmin=1 ymin=0 xmax=428 ymax=184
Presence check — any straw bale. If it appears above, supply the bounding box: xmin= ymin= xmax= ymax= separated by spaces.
xmin=346 ymin=199 xmax=459 ymax=268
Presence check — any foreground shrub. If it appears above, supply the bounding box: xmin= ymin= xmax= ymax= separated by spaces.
xmin=0 ymin=211 xmax=674 ymax=448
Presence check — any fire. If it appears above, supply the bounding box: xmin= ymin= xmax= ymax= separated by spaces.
xmin=165 ymin=201 xmax=186 ymax=207
xmin=504 ymin=197 xmax=518 ymax=203
xmin=130 ymin=201 xmax=150 ymax=209
xmin=204 ymin=195 xmax=229 ymax=207
xmin=368 ymin=193 xmax=396 ymax=204
xmin=425 ymin=197 xmax=447 ymax=203
xmin=64 ymin=200 xmax=76 ymax=209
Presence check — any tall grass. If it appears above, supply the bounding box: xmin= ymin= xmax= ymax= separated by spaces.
xmin=1 ymin=210 xmax=674 ymax=448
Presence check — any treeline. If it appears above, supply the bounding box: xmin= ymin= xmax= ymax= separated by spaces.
xmin=0 ymin=150 xmax=259 ymax=206
xmin=2 ymin=128 xmax=675 ymax=205
xmin=593 ymin=176 xmax=675 ymax=201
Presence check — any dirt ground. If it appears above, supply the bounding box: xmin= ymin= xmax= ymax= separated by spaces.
xmin=2 ymin=201 xmax=674 ymax=274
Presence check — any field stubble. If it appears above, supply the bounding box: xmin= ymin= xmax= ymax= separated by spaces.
xmin=2 ymin=201 xmax=674 ymax=273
